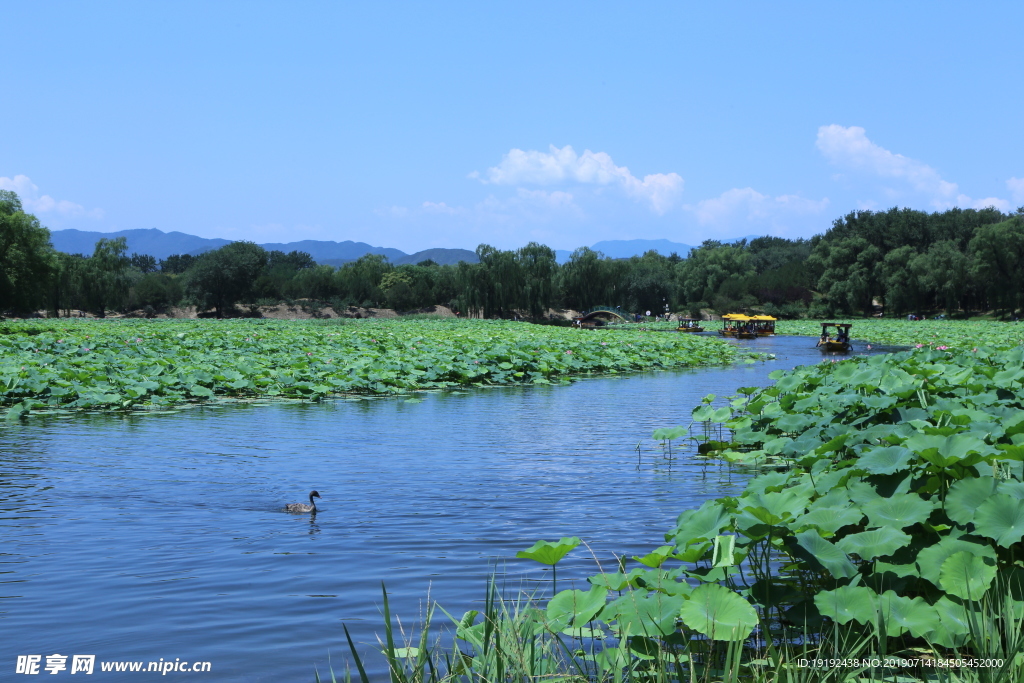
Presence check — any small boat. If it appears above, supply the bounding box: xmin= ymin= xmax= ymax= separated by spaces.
xmin=750 ymin=315 xmax=777 ymax=336
xmin=719 ymin=313 xmax=747 ymax=337
xmin=676 ymin=317 xmax=704 ymax=333
xmin=816 ymin=322 xmax=852 ymax=353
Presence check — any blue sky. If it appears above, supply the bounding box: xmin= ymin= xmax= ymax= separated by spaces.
xmin=2 ymin=2 xmax=1022 ymax=253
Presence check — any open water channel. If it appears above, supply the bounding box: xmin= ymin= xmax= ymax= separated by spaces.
xmin=1 ymin=334 xmax=894 ymax=680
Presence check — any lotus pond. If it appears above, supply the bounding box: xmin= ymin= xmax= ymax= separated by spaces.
xmin=411 ymin=343 xmax=1024 ymax=683
xmin=0 ymin=319 xmax=746 ymax=417
xmin=1 ymin=331 xmax=869 ymax=681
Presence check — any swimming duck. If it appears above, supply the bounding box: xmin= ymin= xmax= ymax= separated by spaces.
xmin=285 ymin=490 xmax=321 ymax=513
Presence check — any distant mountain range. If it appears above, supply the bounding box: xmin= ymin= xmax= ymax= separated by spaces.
xmin=49 ymin=228 xmax=478 ymax=266
xmin=49 ymin=228 xmax=762 ymax=267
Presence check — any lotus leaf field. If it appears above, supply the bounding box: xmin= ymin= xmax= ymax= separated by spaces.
xmin=776 ymin=318 xmax=1024 ymax=350
xmin=444 ymin=343 xmax=1024 ymax=682
xmin=0 ymin=318 xmax=746 ymax=418
xmin=627 ymin=317 xmax=1024 ymax=350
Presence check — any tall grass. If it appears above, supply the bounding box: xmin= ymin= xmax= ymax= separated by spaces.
xmin=319 ymin=576 xmax=1024 ymax=683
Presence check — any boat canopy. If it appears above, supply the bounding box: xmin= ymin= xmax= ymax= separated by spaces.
xmin=723 ymin=314 xmax=751 ymax=321
xmin=750 ymin=315 xmax=777 ymax=321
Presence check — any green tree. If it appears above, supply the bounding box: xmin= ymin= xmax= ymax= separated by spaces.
xmin=184 ymin=241 xmax=269 ymax=317
xmin=334 ymin=253 xmax=392 ymax=307
xmin=130 ymin=253 xmax=158 ymax=273
xmin=559 ymin=247 xmax=609 ymax=311
xmin=912 ymin=240 xmax=970 ymax=314
xmin=159 ymin=253 xmax=198 ymax=274
xmin=807 ymin=234 xmax=881 ymax=314
xmin=516 ymin=242 xmax=557 ymax=318
xmin=380 ymin=270 xmax=416 ymax=310
xmin=624 ymin=251 xmax=675 ymax=314
xmin=0 ymin=190 xmax=57 ymax=314
xmin=676 ymin=241 xmax=753 ymax=306
xmin=969 ymin=218 xmax=1024 ymax=313
xmin=85 ymin=237 xmax=132 ymax=316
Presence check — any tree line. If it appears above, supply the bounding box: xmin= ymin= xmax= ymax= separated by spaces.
xmin=2 ymin=188 xmax=1023 ymax=318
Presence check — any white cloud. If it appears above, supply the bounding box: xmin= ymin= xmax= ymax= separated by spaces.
xmin=422 ymin=201 xmax=465 ymax=215
xmin=691 ymin=187 xmax=829 ymax=225
xmin=816 ymin=125 xmax=1010 ymax=212
xmin=957 ymin=194 xmax=1011 ymax=212
xmin=0 ymin=174 xmax=103 ymax=218
xmin=477 ymin=145 xmax=683 ymax=214
xmin=1008 ymin=177 xmax=1024 ymax=204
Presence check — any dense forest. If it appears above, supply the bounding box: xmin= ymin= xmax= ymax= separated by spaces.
xmin=2 ymin=189 xmax=1023 ymax=319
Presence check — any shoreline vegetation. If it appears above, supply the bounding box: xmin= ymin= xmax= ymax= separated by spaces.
xmin=321 ymin=325 xmax=1024 ymax=683
xmin=3 ymin=188 xmax=1024 ymax=324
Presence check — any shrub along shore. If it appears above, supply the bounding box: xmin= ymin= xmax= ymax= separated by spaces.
xmin=352 ymin=325 xmax=1024 ymax=683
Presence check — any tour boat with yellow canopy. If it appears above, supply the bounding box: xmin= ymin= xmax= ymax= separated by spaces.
xmin=719 ymin=313 xmax=747 ymax=337
xmin=750 ymin=315 xmax=776 ymax=336
xmin=816 ymin=322 xmax=852 ymax=353
xmin=676 ymin=317 xmax=704 ymax=333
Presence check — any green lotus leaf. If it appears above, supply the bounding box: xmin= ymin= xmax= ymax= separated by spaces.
xmin=876 ymin=591 xmax=941 ymax=638
xmin=678 ymin=583 xmax=758 ymax=641
xmin=744 ymin=471 xmax=792 ymax=494
xmin=691 ymin=405 xmax=715 ymax=421
xmin=711 ymin=407 xmax=732 ymax=422
xmin=670 ymin=501 xmax=731 ymax=545
xmin=940 ymin=551 xmax=997 ymax=600
xmin=836 ymin=527 xmax=912 ymax=560
xmin=607 ymin=590 xmax=685 ymax=637
xmin=793 ymin=530 xmax=858 ymax=579
xmin=973 ymin=493 xmax=1024 ymax=548
xmin=793 ymin=506 xmax=864 ymax=535
xmin=814 ymin=585 xmax=878 ymax=626
xmin=861 ymin=493 xmax=934 ymax=529
xmin=546 ymin=586 xmax=608 ymax=630
xmin=633 ymin=545 xmax=675 ymax=568
xmin=922 ymin=596 xmax=972 ymax=648
xmin=917 ymin=537 xmax=997 ymax=588
xmin=652 ymin=426 xmax=688 ymax=441
xmin=999 ymin=480 xmax=1024 ymax=499
xmin=515 ymin=537 xmax=581 ymax=566
xmin=855 ymin=446 xmax=915 ymax=475
xmin=742 ymin=489 xmax=811 ymax=525
xmin=633 ymin=568 xmax=692 ymax=596
xmin=588 ymin=569 xmax=644 ymax=591
xmin=945 ymin=476 xmax=999 ymax=525
xmin=776 ymin=413 xmax=813 ymax=434
xmin=873 ymin=560 xmax=920 ymax=578
xmin=672 ymin=541 xmax=712 ymax=563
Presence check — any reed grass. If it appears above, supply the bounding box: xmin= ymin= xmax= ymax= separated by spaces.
xmin=318 ymin=573 xmax=1024 ymax=683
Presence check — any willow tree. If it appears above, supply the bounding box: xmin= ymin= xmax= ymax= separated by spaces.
xmin=0 ymin=190 xmax=56 ymax=315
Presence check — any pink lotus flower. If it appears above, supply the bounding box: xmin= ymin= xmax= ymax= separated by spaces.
xmin=916 ymin=344 xmax=923 ymax=348
xmin=565 ymin=350 xmax=573 ymax=354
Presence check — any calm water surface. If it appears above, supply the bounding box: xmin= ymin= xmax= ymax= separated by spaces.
xmin=0 ymin=334 xmax=891 ymax=680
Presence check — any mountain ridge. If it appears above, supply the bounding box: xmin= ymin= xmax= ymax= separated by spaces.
xmin=48 ymin=228 xmax=762 ymax=267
